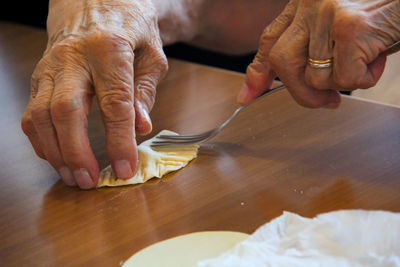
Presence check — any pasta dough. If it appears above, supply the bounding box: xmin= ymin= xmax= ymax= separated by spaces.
xmin=97 ymin=130 xmax=199 ymax=188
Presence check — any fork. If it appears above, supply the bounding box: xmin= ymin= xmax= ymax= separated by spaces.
xmin=151 ymin=40 xmax=400 ymax=148
xmin=151 ymin=83 xmax=286 ymax=147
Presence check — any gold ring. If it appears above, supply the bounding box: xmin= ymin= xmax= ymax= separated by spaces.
xmin=307 ymin=57 xmax=333 ymax=69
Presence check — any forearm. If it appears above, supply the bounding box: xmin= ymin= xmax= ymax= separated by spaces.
xmin=48 ymin=0 xmax=289 ymax=54
xmin=152 ymin=0 xmax=288 ymax=54
xmin=151 ymin=0 xmax=203 ymax=45
xmin=191 ymin=0 xmax=288 ymax=54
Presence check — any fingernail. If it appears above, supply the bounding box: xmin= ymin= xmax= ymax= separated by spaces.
xmin=237 ymin=84 xmax=249 ymax=104
xmin=114 ymin=160 xmax=133 ymax=179
xmin=73 ymin=168 xmax=93 ymax=189
xmin=137 ymin=101 xmax=150 ymax=122
xmin=141 ymin=108 xmax=151 ymax=124
xmin=323 ymin=102 xmax=340 ymax=109
xmin=59 ymin=166 xmax=76 ymax=186
xmin=138 ymin=108 xmax=152 ymax=132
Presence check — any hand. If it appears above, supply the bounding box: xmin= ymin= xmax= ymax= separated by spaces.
xmin=238 ymin=0 xmax=400 ymax=108
xmin=21 ymin=0 xmax=168 ymax=189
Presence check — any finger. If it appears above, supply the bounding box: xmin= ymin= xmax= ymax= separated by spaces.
xmin=22 ymin=73 xmax=46 ymax=159
xmin=238 ymin=0 xmax=299 ymax=105
xmin=332 ymin=13 xmax=387 ymax=89
xmin=305 ymin=1 xmax=339 ymax=91
xmin=367 ymin=54 xmax=387 ymax=83
xmin=21 ymin=104 xmax=46 ymax=160
xmin=31 ymin=77 xmax=77 ymax=186
xmin=51 ymin=68 xmax=97 ymax=189
xmin=134 ymin=45 xmax=168 ymax=135
xmin=89 ymin=35 xmax=138 ymax=179
xmin=269 ymin=14 xmax=341 ymax=109
xmin=334 ymin=41 xmax=378 ymax=89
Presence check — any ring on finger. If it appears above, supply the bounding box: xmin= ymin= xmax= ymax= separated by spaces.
xmin=307 ymin=57 xmax=333 ymax=69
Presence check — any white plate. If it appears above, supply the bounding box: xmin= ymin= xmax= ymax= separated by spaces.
xmin=123 ymin=231 xmax=249 ymax=267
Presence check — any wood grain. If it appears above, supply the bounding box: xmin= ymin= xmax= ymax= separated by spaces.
xmin=0 ymin=22 xmax=399 ymax=266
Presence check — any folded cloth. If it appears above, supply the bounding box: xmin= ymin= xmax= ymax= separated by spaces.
xmin=198 ymin=210 xmax=400 ymax=267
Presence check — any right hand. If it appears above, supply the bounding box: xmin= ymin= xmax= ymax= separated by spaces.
xmin=21 ymin=0 xmax=168 ymax=189
xmin=238 ymin=0 xmax=400 ymax=108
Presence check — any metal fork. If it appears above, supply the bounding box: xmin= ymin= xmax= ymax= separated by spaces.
xmin=151 ymin=83 xmax=286 ymax=147
xmin=151 ymin=40 xmax=400 ymax=148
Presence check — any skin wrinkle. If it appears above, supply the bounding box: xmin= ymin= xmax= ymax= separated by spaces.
xmin=23 ymin=0 xmax=172 ymax=187
xmin=240 ymin=0 xmax=400 ymax=109
xmin=363 ymin=0 xmax=394 ymax=11
xmin=23 ymin=0 xmax=400 ymax=188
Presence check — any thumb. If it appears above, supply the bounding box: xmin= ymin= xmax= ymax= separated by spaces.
xmin=238 ymin=0 xmax=298 ymax=105
xmin=134 ymin=45 xmax=168 ymax=135
xmin=237 ymin=62 xmax=276 ymax=105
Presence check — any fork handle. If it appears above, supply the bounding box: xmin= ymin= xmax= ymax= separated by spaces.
xmin=241 ymin=39 xmax=399 ymax=106
xmin=382 ymin=40 xmax=400 ymax=56
xmin=241 ymin=83 xmax=286 ymax=109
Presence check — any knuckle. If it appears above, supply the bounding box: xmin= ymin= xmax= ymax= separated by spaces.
xmin=136 ymin=83 xmax=156 ymax=109
xmin=262 ymin=2 xmax=294 ymax=40
xmin=333 ymin=11 xmax=366 ymax=40
xmin=267 ymin=49 xmax=283 ymax=70
xmin=31 ymin=100 xmax=51 ymax=125
xmin=21 ymin=114 xmax=34 ymax=136
xmin=333 ymin=71 xmax=356 ymax=89
xmin=154 ymin=50 xmax=169 ymax=76
xmin=261 ymin=25 xmax=278 ymax=43
xmin=100 ymin=93 xmax=134 ymax=123
xmin=253 ymin=49 xmax=270 ymax=70
xmin=30 ymin=76 xmax=39 ymax=98
xmin=35 ymin=151 xmax=46 ymax=160
xmin=359 ymin=79 xmax=376 ymax=89
xmin=32 ymin=57 xmax=50 ymax=75
xmin=62 ymin=148 xmax=85 ymax=163
xmin=50 ymin=94 xmax=82 ymax=120
xmin=49 ymin=40 xmax=84 ymax=64
xmin=85 ymin=31 xmax=133 ymax=55
xmin=137 ymin=46 xmax=169 ymax=78
xmin=31 ymin=59 xmax=52 ymax=97
xmin=320 ymin=0 xmax=338 ymax=16
xmin=269 ymin=50 xmax=300 ymax=78
xmin=308 ymin=74 xmax=330 ymax=90
xmin=61 ymin=152 xmax=88 ymax=169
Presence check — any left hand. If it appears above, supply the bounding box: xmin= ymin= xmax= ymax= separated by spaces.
xmin=238 ymin=0 xmax=400 ymax=108
xmin=21 ymin=0 xmax=168 ymax=189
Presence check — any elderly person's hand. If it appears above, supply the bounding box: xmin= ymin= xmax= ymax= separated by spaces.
xmin=21 ymin=0 xmax=167 ymax=189
xmin=238 ymin=0 xmax=400 ymax=108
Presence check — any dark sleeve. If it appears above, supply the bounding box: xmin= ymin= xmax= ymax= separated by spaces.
xmin=164 ymin=43 xmax=255 ymax=73
xmin=1 ymin=0 xmax=48 ymax=29
xmin=1 ymin=1 xmax=255 ymax=74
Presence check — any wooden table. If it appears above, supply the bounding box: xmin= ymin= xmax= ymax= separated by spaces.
xmin=1 ymin=23 xmax=399 ymax=266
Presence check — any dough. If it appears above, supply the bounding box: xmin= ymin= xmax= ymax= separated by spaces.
xmin=97 ymin=130 xmax=199 ymax=188
xmin=123 ymin=231 xmax=249 ymax=267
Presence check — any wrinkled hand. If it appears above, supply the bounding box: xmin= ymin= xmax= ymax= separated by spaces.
xmin=21 ymin=0 xmax=168 ymax=189
xmin=238 ymin=0 xmax=400 ymax=108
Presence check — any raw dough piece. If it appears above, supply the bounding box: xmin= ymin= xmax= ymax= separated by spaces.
xmin=97 ymin=130 xmax=199 ymax=188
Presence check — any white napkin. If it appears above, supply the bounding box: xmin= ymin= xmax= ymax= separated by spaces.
xmin=198 ymin=210 xmax=400 ymax=267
